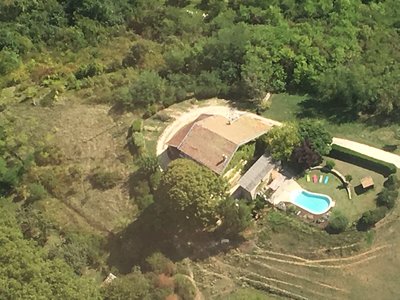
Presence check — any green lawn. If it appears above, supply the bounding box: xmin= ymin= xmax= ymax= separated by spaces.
xmin=297 ymin=159 xmax=385 ymax=222
xmin=263 ymin=94 xmax=400 ymax=155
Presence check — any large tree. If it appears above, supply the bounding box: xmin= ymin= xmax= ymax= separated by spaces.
xmin=297 ymin=120 xmax=332 ymax=156
xmin=264 ymin=123 xmax=301 ymax=161
xmin=156 ymin=159 xmax=227 ymax=229
xmin=290 ymin=140 xmax=322 ymax=171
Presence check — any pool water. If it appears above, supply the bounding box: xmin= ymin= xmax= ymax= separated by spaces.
xmin=292 ymin=190 xmax=332 ymax=215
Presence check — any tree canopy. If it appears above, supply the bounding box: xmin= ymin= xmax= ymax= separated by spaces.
xmin=0 ymin=199 xmax=101 ymax=299
xmin=264 ymin=123 xmax=301 ymax=161
xmin=156 ymin=159 xmax=227 ymax=229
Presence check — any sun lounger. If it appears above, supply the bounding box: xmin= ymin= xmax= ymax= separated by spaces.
xmin=319 ymin=175 xmax=323 ymax=183
xmin=324 ymin=176 xmax=329 ymax=184
xmin=306 ymin=174 xmax=310 ymax=182
xmin=312 ymin=175 xmax=318 ymax=183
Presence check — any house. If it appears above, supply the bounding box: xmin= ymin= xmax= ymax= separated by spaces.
xmin=167 ymin=114 xmax=271 ymax=175
xmin=233 ymin=154 xmax=277 ymax=200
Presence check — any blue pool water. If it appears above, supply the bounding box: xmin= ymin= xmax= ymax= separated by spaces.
xmin=292 ymin=190 xmax=332 ymax=215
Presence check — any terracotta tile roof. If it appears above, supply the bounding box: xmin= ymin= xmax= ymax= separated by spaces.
xmin=179 ymin=125 xmax=237 ymax=174
xmin=361 ymin=176 xmax=374 ymax=188
xmin=167 ymin=114 xmax=212 ymax=147
xmin=167 ymin=114 xmax=271 ymax=174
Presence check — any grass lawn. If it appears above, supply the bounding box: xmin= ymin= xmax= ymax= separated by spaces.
xmin=263 ymin=94 xmax=400 ymax=155
xmin=297 ymin=159 xmax=385 ymax=222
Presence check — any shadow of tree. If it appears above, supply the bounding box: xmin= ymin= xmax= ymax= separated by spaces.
xmin=106 ymin=202 xmax=244 ymax=274
xmin=296 ymin=97 xmax=358 ymax=124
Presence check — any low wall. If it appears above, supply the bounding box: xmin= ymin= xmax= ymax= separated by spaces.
xmin=309 ymin=166 xmax=352 ymax=200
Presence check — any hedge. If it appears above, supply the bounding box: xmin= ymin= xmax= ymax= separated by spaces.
xmin=328 ymin=144 xmax=397 ymax=177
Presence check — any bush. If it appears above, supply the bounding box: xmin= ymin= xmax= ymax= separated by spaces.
xmin=329 ymin=144 xmax=397 ymax=177
xmin=325 ymin=159 xmax=335 ymax=170
xmin=218 ymin=198 xmax=252 ymax=237
xmin=136 ymin=194 xmax=154 ymax=210
xmin=89 ymin=170 xmax=121 ymax=190
xmin=0 ymin=49 xmax=21 ymax=75
xmin=131 ymin=132 xmax=146 ymax=154
xmin=146 ymin=252 xmax=177 ymax=276
xmin=384 ymin=174 xmax=399 ymax=190
xmin=376 ymin=188 xmax=398 ymax=209
xmin=26 ymin=183 xmax=48 ymax=204
xmin=357 ymin=207 xmax=388 ymax=231
xmin=173 ymin=274 xmax=196 ymax=300
xmin=131 ymin=119 xmax=143 ymax=133
xmin=326 ymin=210 xmax=349 ymax=234
xmin=345 ymin=174 xmax=353 ymax=182
xmin=75 ymin=62 xmax=104 ymax=80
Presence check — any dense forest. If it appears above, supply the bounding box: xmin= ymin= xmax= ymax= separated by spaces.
xmin=1 ymin=0 xmax=399 ymax=299
xmin=1 ymin=0 xmax=399 ymax=118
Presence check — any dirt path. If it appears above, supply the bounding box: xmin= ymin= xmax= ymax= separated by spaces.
xmin=156 ymin=99 xmax=400 ymax=169
xmin=333 ymin=137 xmax=400 ymax=168
xmin=155 ymin=102 xmax=280 ymax=156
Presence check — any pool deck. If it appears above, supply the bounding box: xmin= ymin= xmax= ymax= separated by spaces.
xmin=270 ymin=179 xmax=302 ymax=205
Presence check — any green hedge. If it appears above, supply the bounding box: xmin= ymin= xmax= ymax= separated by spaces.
xmin=328 ymin=144 xmax=397 ymax=177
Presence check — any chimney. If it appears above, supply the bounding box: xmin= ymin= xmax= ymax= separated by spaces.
xmin=222 ymin=154 xmax=227 ymax=162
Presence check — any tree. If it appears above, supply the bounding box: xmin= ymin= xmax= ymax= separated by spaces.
xmin=264 ymin=123 xmax=300 ymax=161
xmin=325 ymin=160 xmax=335 ymax=170
xmin=0 ymin=49 xmax=21 ymax=75
xmin=290 ymin=140 xmax=322 ymax=171
xmin=194 ymin=71 xmax=228 ymax=99
xmin=0 ymin=199 xmax=101 ymax=299
xmin=376 ymin=188 xmax=398 ymax=209
xmin=146 ymin=252 xmax=176 ymax=276
xmin=218 ymin=198 xmax=252 ymax=237
xmin=384 ymin=174 xmax=399 ymax=190
xmin=357 ymin=207 xmax=388 ymax=231
xmin=326 ymin=210 xmax=349 ymax=234
xmin=156 ymin=159 xmax=227 ymax=229
xmin=173 ymin=274 xmax=196 ymax=300
xmin=297 ymin=120 xmax=332 ymax=155
xmin=127 ymin=71 xmax=167 ymax=108
xmin=103 ymin=268 xmax=151 ymax=300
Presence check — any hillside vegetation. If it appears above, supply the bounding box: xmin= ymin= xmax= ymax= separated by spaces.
xmin=1 ymin=0 xmax=399 ymax=299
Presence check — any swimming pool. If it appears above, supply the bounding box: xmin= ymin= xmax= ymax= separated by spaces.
xmin=291 ymin=190 xmax=334 ymax=215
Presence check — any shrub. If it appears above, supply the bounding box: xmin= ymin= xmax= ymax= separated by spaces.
xmin=0 ymin=49 xmax=21 ymax=75
xmin=131 ymin=132 xmax=146 ymax=155
xmin=329 ymin=144 xmax=397 ymax=177
xmin=136 ymin=194 xmax=154 ymax=210
xmin=326 ymin=210 xmax=349 ymax=234
xmin=26 ymin=183 xmax=47 ymax=204
xmin=218 ymin=198 xmax=252 ymax=237
xmin=325 ymin=159 xmax=335 ymax=170
xmin=89 ymin=170 xmax=121 ymax=190
xmin=357 ymin=207 xmax=388 ymax=231
xmin=376 ymin=188 xmax=398 ymax=209
xmin=146 ymin=252 xmax=177 ymax=276
xmin=138 ymin=155 xmax=159 ymax=175
xmin=75 ymin=62 xmax=104 ymax=80
xmin=384 ymin=174 xmax=399 ymax=190
xmin=131 ymin=119 xmax=143 ymax=133
xmin=173 ymin=274 xmax=196 ymax=300
xmin=345 ymin=174 xmax=353 ymax=182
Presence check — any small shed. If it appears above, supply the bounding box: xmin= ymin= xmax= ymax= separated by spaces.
xmin=360 ymin=176 xmax=374 ymax=189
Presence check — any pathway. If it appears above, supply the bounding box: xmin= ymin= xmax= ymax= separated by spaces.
xmin=156 ymin=101 xmax=400 ymax=169
xmin=332 ymin=137 xmax=400 ymax=168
